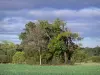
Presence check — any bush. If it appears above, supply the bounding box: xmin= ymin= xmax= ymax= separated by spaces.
xmin=12 ymin=52 xmax=26 ymax=64
xmin=72 ymin=50 xmax=88 ymax=63
xmin=91 ymin=56 xmax=100 ymax=63
xmin=0 ymin=55 xmax=7 ymax=63
xmin=7 ymin=49 xmax=16 ymax=63
xmin=25 ymin=57 xmax=39 ymax=65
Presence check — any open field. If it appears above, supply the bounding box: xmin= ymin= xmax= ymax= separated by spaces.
xmin=0 ymin=63 xmax=100 ymax=75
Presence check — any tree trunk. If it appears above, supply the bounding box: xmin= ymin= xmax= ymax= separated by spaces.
xmin=64 ymin=52 xmax=67 ymax=64
xmin=40 ymin=54 xmax=42 ymax=65
xmin=67 ymin=52 xmax=73 ymax=64
xmin=39 ymin=48 xmax=42 ymax=65
xmin=68 ymin=55 xmax=71 ymax=64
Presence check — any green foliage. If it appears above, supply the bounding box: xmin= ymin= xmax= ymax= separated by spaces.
xmin=48 ymin=37 xmax=66 ymax=53
xmin=0 ymin=41 xmax=16 ymax=63
xmin=1 ymin=19 xmax=100 ymax=65
xmin=26 ymin=57 xmax=38 ymax=65
xmin=12 ymin=52 xmax=26 ymax=64
xmin=47 ymin=37 xmax=66 ymax=64
xmin=19 ymin=32 xmax=26 ymax=40
xmin=91 ymin=56 xmax=100 ymax=63
xmin=7 ymin=49 xmax=16 ymax=62
xmin=83 ymin=46 xmax=100 ymax=56
xmin=24 ymin=47 xmax=40 ymax=65
xmin=72 ymin=50 xmax=88 ymax=63
xmin=19 ymin=18 xmax=81 ymax=65
xmin=1 ymin=40 xmax=16 ymax=50
xmin=0 ymin=55 xmax=7 ymax=63
xmin=0 ymin=50 xmax=5 ymax=55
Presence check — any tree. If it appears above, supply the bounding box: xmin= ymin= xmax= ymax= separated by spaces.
xmin=57 ymin=32 xmax=81 ymax=64
xmin=19 ymin=22 xmax=47 ymax=65
xmin=48 ymin=32 xmax=81 ymax=64
xmin=19 ymin=19 xmax=81 ymax=65
xmin=47 ymin=19 xmax=81 ymax=64
xmin=48 ymin=37 xmax=66 ymax=64
xmin=0 ymin=41 xmax=16 ymax=63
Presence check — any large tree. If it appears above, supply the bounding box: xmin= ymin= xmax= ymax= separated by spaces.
xmin=19 ymin=19 xmax=81 ymax=65
xmin=19 ymin=22 xmax=47 ymax=65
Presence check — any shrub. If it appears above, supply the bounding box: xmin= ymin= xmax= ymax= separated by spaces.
xmin=12 ymin=52 xmax=25 ymax=64
xmin=0 ymin=55 xmax=7 ymax=63
xmin=91 ymin=56 xmax=100 ymax=63
xmin=72 ymin=50 xmax=88 ymax=63
xmin=25 ymin=57 xmax=39 ymax=65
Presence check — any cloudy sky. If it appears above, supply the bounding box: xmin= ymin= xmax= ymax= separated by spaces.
xmin=0 ymin=0 xmax=100 ymax=47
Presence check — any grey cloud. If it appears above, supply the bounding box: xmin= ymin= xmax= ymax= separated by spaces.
xmin=29 ymin=8 xmax=100 ymax=20
xmin=67 ymin=21 xmax=100 ymax=38
xmin=28 ymin=8 xmax=100 ymax=38
xmin=0 ymin=8 xmax=100 ymax=38
xmin=0 ymin=17 xmax=27 ymax=32
xmin=0 ymin=0 xmax=100 ymax=10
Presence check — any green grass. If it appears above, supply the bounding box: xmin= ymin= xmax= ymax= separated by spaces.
xmin=0 ymin=63 xmax=100 ymax=75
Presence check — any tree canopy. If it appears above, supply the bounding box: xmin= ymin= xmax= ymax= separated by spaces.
xmin=19 ymin=19 xmax=81 ymax=65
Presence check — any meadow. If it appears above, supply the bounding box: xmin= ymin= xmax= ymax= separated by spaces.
xmin=0 ymin=63 xmax=100 ymax=75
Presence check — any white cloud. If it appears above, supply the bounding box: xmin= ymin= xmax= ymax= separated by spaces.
xmin=78 ymin=8 xmax=100 ymax=17
xmin=0 ymin=34 xmax=20 ymax=44
xmin=29 ymin=7 xmax=100 ymax=18
xmin=80 ymin=37 xmax=100 ymax=48
xmin=0 ymin=17 xmax=28 ymax=31
xmin=0 ymin=17 xmax=38 ymax=43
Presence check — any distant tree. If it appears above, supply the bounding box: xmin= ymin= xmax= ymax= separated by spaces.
xmin=83 ymin=46 xmax=100 ymax=56
xmin=0 ymin=41 xmax=16 ymax=63
xmin=93 ymin=46 xmax=100 ymax=56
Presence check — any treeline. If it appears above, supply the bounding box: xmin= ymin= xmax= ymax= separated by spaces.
xmin=0 ymin=19 xmax=100 ymax=65
xmin=83 ymin=47 xmax=100 ymax=63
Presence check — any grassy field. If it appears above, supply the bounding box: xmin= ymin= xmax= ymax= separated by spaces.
xmin=0 ymin=63 xmax=100 ymax=75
